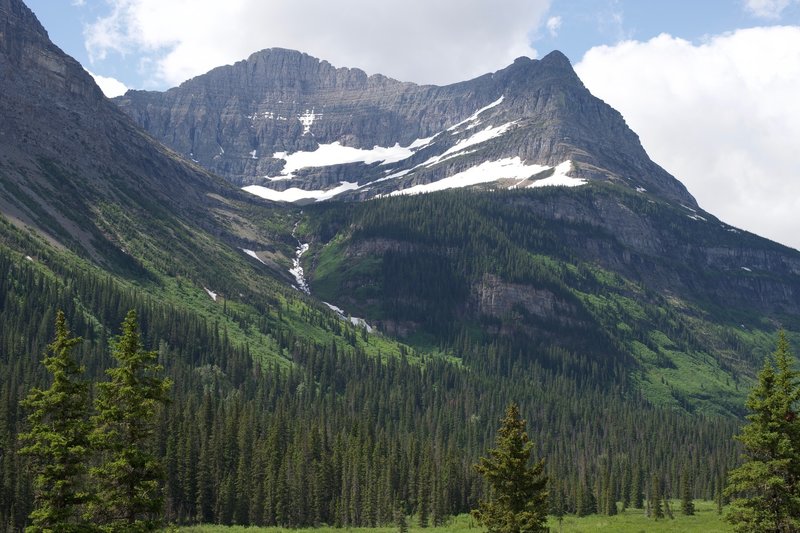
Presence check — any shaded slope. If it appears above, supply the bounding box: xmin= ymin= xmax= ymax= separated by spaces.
xmin=302 ymin=185 xmax=800 ymax=415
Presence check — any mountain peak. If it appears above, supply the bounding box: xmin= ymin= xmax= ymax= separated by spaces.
xmin=114 ymin=47 xmax=696 ymax=207
xmin=540 ymin=50 xmax=572 ymax=68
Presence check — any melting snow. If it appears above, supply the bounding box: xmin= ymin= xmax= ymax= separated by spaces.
xmin=528 ymin=161 xmax=585 ymax=188
xmin=244 ymin=181 xmax=360 ymax=202
xmin=741 ymin=267 xmax=752 ymax=272
xmin=390 ymin=159 xmax=584 ymax=197
xmin=250 ymin=150 xmax=258 ymax=159
xmin=374 ymin=169 xmax=412 ymax=183
xmin=447 ymin=96 xmax=504 ymax=132
xmin=204 ymin=288 xmax=218 ymax=302
xmin=323 ymin=302 xmax=374 ymax=333
xmin=635 ymin=186 xmax=647 ymax=193
xmin=298 ymin=109 xmax=320 ymax=136
xmin=268 ymin=139 xmax=432 ymax=179
xmin=242 ymin=248 xmax=267 ymax=265
xmin=407 ymin=135 xmax=438 ymax=149
xmin=687 ymin=214 xmax=708 ymax=222
xmin=290 ymin=243 xmax=310 ymax=294
xmin=422 ymin=122 xmax=516 ymax=167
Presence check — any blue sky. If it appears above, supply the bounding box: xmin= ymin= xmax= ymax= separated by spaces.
xmin=26 ymin=0 xmax=800 ymax=91
xmin=21 ymin=0 xmax=800 ymax=250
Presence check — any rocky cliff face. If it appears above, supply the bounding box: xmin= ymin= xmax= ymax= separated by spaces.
xmin=0 ymin=0 xmax=263 ymax=268
xmin=114 ymin=48 xmax=695 ymax=206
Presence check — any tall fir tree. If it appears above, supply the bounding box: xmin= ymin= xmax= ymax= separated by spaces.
xmin=724 ymin=331 xmax=800 ymax=532
xmin=89 ymin=310 xmax=172 ymax=532
xmin=649 ymin=474 xmax=664 ymax=520
xmin=472 ymin=403 xmax=548 ymax=533
xmin=680 ymin=466 xmax=695 ymax=516
xmin=18 ymin=311 xmax=93 ymax=533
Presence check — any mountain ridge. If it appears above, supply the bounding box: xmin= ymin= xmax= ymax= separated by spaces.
xmin=114 ymin=47 xmax=696 ymax=206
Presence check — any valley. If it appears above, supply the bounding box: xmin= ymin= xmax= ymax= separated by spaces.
xmin=1 ymin=0 xmax=799 ymax=531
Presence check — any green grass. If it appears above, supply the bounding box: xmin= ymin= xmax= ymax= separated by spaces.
xmin=170 ymin=501 xmax=731 ymax=532
xmin=549 ymin=500 xmax=731 ymax=532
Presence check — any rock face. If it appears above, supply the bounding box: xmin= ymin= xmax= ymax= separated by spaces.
xmin=114 ymin=48 xmax=695 ymax=206
xmin=0 ymin=0 xmax=250 ymax=266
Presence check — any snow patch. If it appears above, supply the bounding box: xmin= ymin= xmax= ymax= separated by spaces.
xmin=407 ymin=135 xmax=438 ymax=149
xmin=447 ymin=96 xmax=504 ymax=132
xmin=390 ymin=159 xmax=584 ymax=197
xmin=391 ymin=158 xmax=547 ymax=196
xmin=204 ymin=288 xmax=218 ymax=301
xmin=687 ymin=214 xmax=708 ymax=222
xmin=25 ymin=255 xmax=33 ymax=262
xmin=528 ymin=161 xmax=585 ymax=188
xmin=635 ymin=186 xmax=647 ymax=193
xmin=741 ymin=266 xmax=752 ymax=272
xmin=374 ymin=169 xmax=412 ymax=183
xmin=422 ymin=122 xmax=516 ymax=167
xmin=323 ymin=302 xmax=374 ymax=333
xmin=270 ymin=142 xmax=421 ymax=179
xmin=243 ymin=181 xmax=360 ymax=202
xmin=298 ymin=109 xmax=320 ymax=136
xmin=242 ymin=248 xmax=267 ymax=265
xmin=250 ymin=150 xmax=258 ymax=159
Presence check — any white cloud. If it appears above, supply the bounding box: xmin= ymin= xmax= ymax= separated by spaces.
xmin=546 ymin=15 xmax=562 ymax=37
xmin=84 ymin=0 xmax=550 ymax=88
xmin=85 ymin=69 xmax=129 ymax=97
xmin=575 ymin=27 xmax=800 ymax=250
xmin=744 ymin=0 xmax=796 ymax=18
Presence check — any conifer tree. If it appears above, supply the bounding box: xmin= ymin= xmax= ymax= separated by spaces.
xmin=724 ymin=331 xmax=800 ymax=532
xmin=649 ymin=474 xmax=664 ymax=520
xmin=472 ymin=403 xmax=548 ymax=533
xmin=89 ymin=310 xmax=172 ymax=532
xmin=18 ymin=311 xmax=93 ymax=532
xmin=680 ymin=466 xmax=695 ymax=516
xmin=631 ymin=466 xmax=643 ymax=509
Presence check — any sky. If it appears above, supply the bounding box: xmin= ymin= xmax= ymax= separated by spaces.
xmin=24 ymin=0 xmax=800 ymax=250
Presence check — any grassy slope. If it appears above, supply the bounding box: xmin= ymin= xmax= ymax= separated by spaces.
xmin=173 ymin=501 xmax=730 ymax=532
xmin=302 ymin=186 xmax=800 ymax=416
xmin=0 ymin=203 xmax=425 ymax=372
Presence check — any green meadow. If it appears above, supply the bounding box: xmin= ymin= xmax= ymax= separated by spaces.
xmin=173 ymin=500 xmax=731 ymax=532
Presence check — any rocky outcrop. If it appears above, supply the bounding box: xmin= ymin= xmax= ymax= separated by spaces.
xmin=474 ymin=273 xmax=569 ymax=320
xmin=114 ymin=48 xmax=695 ymax=206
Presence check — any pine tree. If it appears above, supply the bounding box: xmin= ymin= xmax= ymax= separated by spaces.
xmin=18 ymin=311 xmax=93 ymax=532
xmin=631 ymin=466 xmax=643 ymax=509
xmin=680 ymin=466 xmax=695 ymax=516
xmin=649 ymin=474 xmax=664 ymax=520
xmin=472 ymin=403 xmax=548 ymax=533
xmin=89 ymin=310 xmax=172 ymax=531
xmin=724 ymin=331 xmax=800 ymax=532
xmin=395 ymin=503 xmax=408 ymax=533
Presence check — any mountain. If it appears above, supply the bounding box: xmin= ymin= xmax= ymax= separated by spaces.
xmin=112 ymin=43 xmax=800 ymax=412
xmin=114 ymin=47 xmax=693 ymax=205
xmin=0 ymin=0 xmax=796 ymax=529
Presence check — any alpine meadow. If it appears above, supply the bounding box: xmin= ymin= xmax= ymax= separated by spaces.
xmin=2 ymin=0 xmax=800 ymax=532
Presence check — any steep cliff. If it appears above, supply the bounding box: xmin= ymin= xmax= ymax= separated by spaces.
xmin=114 ymin=48 xmax=694 ymax=205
